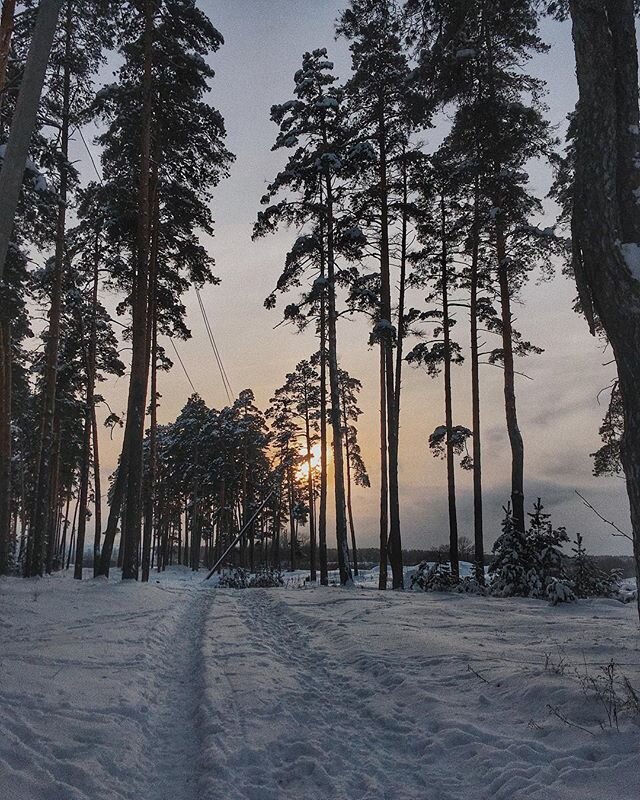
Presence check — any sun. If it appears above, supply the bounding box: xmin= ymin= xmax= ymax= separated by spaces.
xmin=296 ymin=443 xmax=322 ymax=480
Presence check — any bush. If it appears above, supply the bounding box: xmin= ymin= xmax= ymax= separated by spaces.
xmin=546 ymin=579 xmax=576 ymax=605
xmin=410 ymin=561 xmax=459 ymax=592
xmin=569 ymin=533 xmax=618 ymax=598
xmin=489 ymin=500 xmax=569 ymax=599
xmin=218 ymin=567 xmax=284 ymax=589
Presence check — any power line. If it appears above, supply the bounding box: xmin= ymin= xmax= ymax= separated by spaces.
xmin=195 ymin=286 xmax=234 ymax=404
xmin=169 ymin=337 xmax=197 ymax=394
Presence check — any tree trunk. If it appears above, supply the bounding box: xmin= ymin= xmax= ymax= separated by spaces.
xmin=0 ymin=319 xmax=10 ymax=573
xmin=141 ymin=193 xmax=160 ymax=582
xmin=0 ymin=0 xmax=15 ymax=575
xmin=342 ymin=393 xmax=358 ymax=576
xmin=288 ymin=466 xmax=295 ymax=572
xmin=569 ymin=0 xmax=640 ymax=619
xmin=120 ymin=0 xmax=154 ymax=580
xmin=441 ymin=193 xmax=459 ymax=580
xmin=378 ymin=344 xmax=388 ymax=590
xmin=318 ymin=219 xmax=329 ymax=586
xmin=91 ymin=403 xmax=102 ymax=576
xmin=323 ymin=171 xmax=352 ymax=586
xmin=0 ymin=0 xmax=64 ymax=283
xmin=75 ymin=229 xmax=100 ymax=580
xmin=26 ymin=0 xmax=72 ymax=577
xmin=377 ymin=97 xmax=403 ymax=589
xmin=469 ymin=181 xmax=484 ymax=583
xmin=304 ymin=407 xmax=316 ymax=581
xmin=495 ymin=220 xmax=525 ymax=534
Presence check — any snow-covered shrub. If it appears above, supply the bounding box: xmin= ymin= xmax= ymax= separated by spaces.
xmin=456 ymin=576 xmax=488 ymax=595
xmin=218 ymin=568 xmax=251 ymax=588
xmin=490 ymin=500 xmax=569 ymax=599
xmin=249 ymin=568 xmax=284 ymax=588
xmin=410 ymin=561 xmax=459 ymax=592
xmin=217 ymin=567 xmax=284 ymax=589
xmin=488 ymin=507 xmax=530 ymax=597
xmin=546 ymin=579 xmax=576 ymax=606
xmin=569 ymin=533 xmax=618 ymax=598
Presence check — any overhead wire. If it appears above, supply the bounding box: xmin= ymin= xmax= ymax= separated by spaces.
xmin=169 ymin=337 xmax=198 ymax=394
xmin=195 ymin=286 xmax=234 ymax=404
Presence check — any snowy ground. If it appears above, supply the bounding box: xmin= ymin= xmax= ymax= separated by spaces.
xmin=1 ymin=568 xmax=639 ymax=800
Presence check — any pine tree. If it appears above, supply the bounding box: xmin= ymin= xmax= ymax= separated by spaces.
xmin=337 ymin=0 xmax=427 ymax=588
xmin=93 ymin=0 xmax=232 ymax=578
xmin=255 ymin=49 xmax=366 ymax=585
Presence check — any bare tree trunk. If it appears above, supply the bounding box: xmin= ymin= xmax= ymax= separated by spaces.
xmin=440 ymin=193 xmax=459 ymax=580
xmin=495 ymin=221 xmax=525 ymax=534
xmin=120 ymin=0 xmax=154 ymax=580
xmin=378 ymin=345 xmax=388 ymax=590
xmin=0 ymin=319 xmax=10 ymax=573
xmin=323 ymin=171 xmax=352 ymax=585
xmin=141 ymin=194 xmax=160 ymax=583
xmin=75 ymin=230 xmax=100 ymax=580
xmin=377 ymin=98 xmax=403 ymax=589
xmin=27 ymin=0 xmax=72 ymax=576
xmin=469 ymin=181 xmax=484 ymax=583
xmin=0 ymin=0 xmax=64 ymax=283
xmin=569 ymin=0 xmax=640 ymax=619
xmin=304 ymin=407 xmax=316 ymax=581
xmin=91 ymin=403 xmax=102 ymax=575
xmin=318 ymin=221 xmax=329 ymax=586
xmin=288 ymin=467 xmax=295 ymax=572
xmin=0 ymin=0 xmax=16 ymax=575
xmin=342 ymin=393 xmax=358 ymax=576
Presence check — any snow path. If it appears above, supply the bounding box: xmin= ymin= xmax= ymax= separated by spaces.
xmin=145 ymin=586 xmax=212 ymax=800
xmin=1 ymin=571 xmax=639 ymax=800
xmin=198 ymin=588 xmax=640 ymax=800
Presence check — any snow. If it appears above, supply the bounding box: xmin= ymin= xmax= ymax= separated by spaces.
xmin=314 ymin=97 xmax=338 ymax=109
xmin=455 ymin=48 xmax=476 ymax=59
xmin=1 ymin=568 xmax=639 ymax=800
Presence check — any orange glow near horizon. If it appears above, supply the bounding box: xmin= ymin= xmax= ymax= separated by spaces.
xmin=296 ymin=443 xmax=323 ymax=480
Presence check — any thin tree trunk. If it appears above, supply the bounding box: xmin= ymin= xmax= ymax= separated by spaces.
xmin=288 ymin=466 xmax=295 ymax=572
xmin=141 ymin=193 xmax=160 ymax=583
xmin=0 ymin=0 xmax=16 ymax=575
xmin=469 ymin=180 xmax=484 ymax=583
xmin=75 ymin=229 xmax=100 ymax=579
xmin=342 ymin=392 xmax=358 ymax=576
xmin=495 ymin=220 xmax=525 ymax=534
xmin=27 ymin=0 xmax=72 ymax=576
xmin=0 ymin=319 xmax=10 ymax=573
xmin=318 ymin=218 xmax=329 ymax=586
xmin=377 ymin=95 xmax=403 ymax=589
xmin=304 ymin=405 xmax=316 ymax=581
xmin=323 ymin=170 xmax=352 ymax=585
xmin=441 ymin=192 xmax=459 ymax=580
xmin=378 ymin=344 xmax=388 ymax=590
xmin=91 ymin=403 xmax=102 ymax=575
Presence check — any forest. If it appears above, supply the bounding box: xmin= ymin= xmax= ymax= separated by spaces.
xmin=1 ymin=2 xmax=640 ymax=798
xmin=1 ymin=0 xmax=639 ymax=608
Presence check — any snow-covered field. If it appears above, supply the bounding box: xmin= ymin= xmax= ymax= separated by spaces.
xmin=1 ymin=568 xmax=639 ymax=800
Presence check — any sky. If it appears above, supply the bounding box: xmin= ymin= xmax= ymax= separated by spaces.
xmin=95 ymin=0 xmax=632 ymax=557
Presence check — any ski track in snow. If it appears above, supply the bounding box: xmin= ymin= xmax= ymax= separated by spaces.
xmin=0 ymin=570 xmax=639 ymax=800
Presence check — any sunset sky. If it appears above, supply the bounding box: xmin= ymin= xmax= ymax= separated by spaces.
xmin=94 ymin=1 xmax=632 ymax=556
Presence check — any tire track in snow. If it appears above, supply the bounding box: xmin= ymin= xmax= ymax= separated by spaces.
xmin=197 ymin=588 xmax=438 ymax=800
xmin=144 ymin=586 xmax=213 ymax=800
